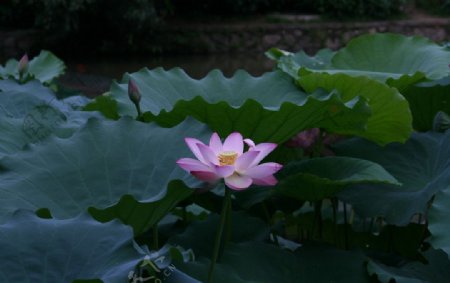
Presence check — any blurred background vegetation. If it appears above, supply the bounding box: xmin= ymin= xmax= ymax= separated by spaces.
xmin=1 ymin=0 xmax=449 ymax=86
xmin=1 ymin=0 xmax=448 ymax=57
xmin=0 ymin=0 xmax=418 ymax=35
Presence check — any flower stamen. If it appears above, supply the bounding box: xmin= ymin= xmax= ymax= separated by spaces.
xmin=218 ymin=151 xmax=238 ymax=166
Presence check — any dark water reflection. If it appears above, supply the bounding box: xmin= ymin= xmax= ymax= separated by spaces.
xmin=66 ymin=53 xmax=276 ymax=80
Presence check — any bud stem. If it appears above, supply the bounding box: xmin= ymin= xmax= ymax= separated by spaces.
xmin=134 ymin=102 xmax=142 ymax=119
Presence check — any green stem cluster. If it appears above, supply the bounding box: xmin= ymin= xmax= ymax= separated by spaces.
xmin=207 ymin=187 xmax=233 ymax=283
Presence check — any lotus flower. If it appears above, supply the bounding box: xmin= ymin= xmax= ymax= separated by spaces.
xmin=177 ymin=132 xmax=282 ymax=190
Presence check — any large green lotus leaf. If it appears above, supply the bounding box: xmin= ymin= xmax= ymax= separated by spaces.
xmin=90 ymin=181 xmax=194 ymax=235
xmin=0 ymin=117 xmax=210 ymax=222
xmin=0 ymin=80 xmax=100 ymax=156
xmin=84 ymin=95 xmax=120 ymax=120
xmin=28 ymin=50 xmax=66 ymax=83
xmin=276 ymin=52 xmax=426 ymax=91
xmin=367 ymin=249 xmax=450 ymax=283
xmin=0 ymin=83 xmax=63 ymax=155
xmin=0 ymin=210 xmax=142 ymax=282
xmin=385 ymin=72 xmax=427 ymax=92
xmin=1 ymin=117 xmax=31 ymax=155
xmin=334 ymin=131 xmax=450 ymax=225
xmin=0 ymin=59 xmax=18 ymax=79
xmin=0 ymin=90 xmax=58 ymax=118
xmin=109 ymin=68 xmax=372 ymax=144
xmin=0 ymin=79 xmax=55 ymax=101
xmin=428 ymin=185 xmax=450 ymax=258
xmin=177 ymin=243 xmax=370 ymax=283
xmin=0 ymin=50 xmax=65 ymax=83
xmin=265 ymin=47 xmax=292 ymax=61
xmin=272 ymin=34 xmax=450 ymax=89
xmin=298 ymin=66 xmax=427 ymax=92
xmin=276 ymin=156 xmax=400 ymax=201
xmin=59 ymin=94 xmax=92 ymax=110
xmin=400 ymin=76 xmax=450 ymax=131
xmin=331 ymin=33 xmax=450 ymax=81
xmin=169 ymin=211 xmax=370 ymax=282
xmin=169 ymin=212 xmax=269 ymax=258
xmin=0 ymin=79 xmax=91 ymax=115
xmin=298 ymin=72 xmax=413 ymax=144
xmin=267 ymin=48 xmax=334 ymax=79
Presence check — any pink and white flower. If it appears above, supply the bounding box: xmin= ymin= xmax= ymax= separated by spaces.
xmin=177 ymin=132 xmax=282 ymax=190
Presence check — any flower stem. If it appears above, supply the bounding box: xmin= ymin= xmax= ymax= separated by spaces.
xmin=224 ymin=193 xmax=233 ymax=246
xmin=314 ymin=200 xmax=323 ymax=239
xmin=331 ymin=198 xmax=338 ymax=246
xmin=343 ymin=202 xmax=349 ymax=250
xmin=207 ymin=187 xmax=232 ymax=283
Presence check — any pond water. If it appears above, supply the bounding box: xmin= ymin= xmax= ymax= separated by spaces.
xmin=61 ymin=53 xmax=277 ymax=96
xmin=66 ymin=53 xmax=276 ymax=80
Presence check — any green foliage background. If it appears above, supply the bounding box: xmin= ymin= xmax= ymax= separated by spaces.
xmin=0 ymin=33 xmax=449 ymax=282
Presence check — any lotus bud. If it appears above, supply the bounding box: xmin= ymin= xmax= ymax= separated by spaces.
xmin=128 ymin=79 xmax=141 ymax=104
xmin=128 ymin=79 xmax=142 ymax=117
xmin=18 ymin=54 xmax=29 ymax=75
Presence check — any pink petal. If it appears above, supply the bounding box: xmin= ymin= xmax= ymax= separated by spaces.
xmin=214 ymin=165 xmax=234 ymax=178
xmin=223 ymin=132 xmax=244 ymax=154
xmin=209 ymin=133 xmax=223 ymax=155
xmin=252 ymin=175 xmax=278 ymax=186
xmin=234 ymin=150 xmax=260 ymax=172
xmin=250 ymin=143 xmax=278 ymax=166
xmin=191 ymin=171 xmax=220 ymax=182
xmin=244 ymin=162 xmax=282 ymax=179
xmin=177 ymin=158 xmax=213 ymax=172
xmin=225 ymin=174 xmax=253 ymax=190
xmin=197 ymin=143 xmax=219 ymax=165
xmin=244 ymin=138 xmax=255 ymax=149
xmin=185 ymin=138 xmax=207 ymax=164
